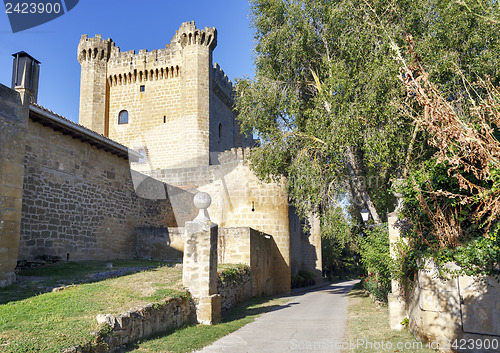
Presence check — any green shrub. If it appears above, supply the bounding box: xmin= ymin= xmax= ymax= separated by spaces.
xmin=358 ymin=223 xmax=391 ymax=301
xmin=398 ymin=161 xmax=500 ymax=281
xmin=218 ymin=264 xmax=251 ymax=286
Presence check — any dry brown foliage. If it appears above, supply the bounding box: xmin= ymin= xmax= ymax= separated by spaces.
xmin=395 ymin=34 xmax=500 ymax=247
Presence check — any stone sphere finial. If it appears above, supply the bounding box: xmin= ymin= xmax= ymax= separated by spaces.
xmin=194 ymin=192 xmax=211 ymax=210
xmin=193 ymin=192 xmax=211 ymax=222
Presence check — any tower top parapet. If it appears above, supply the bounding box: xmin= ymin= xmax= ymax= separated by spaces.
xmin=77 ymin=34 xmax=115 ymax=63
xmin=174 ymin=21 xmax=217 ymax=49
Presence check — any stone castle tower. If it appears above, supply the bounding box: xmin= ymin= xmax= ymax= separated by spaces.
xmin=77 ymin=21 xmax=252 ymax=169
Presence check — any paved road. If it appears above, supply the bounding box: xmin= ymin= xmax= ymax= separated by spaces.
xmin=196 ymin=280 xmax=359 ymax=353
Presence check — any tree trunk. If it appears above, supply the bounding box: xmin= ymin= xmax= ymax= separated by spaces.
xmin=345 ymin=146 xmax=381 ymax=224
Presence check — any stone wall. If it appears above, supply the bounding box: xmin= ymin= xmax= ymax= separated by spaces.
xmin=209 ymin=64 xmax=253 ymax=155
xmin=0 ymin=84 xmax=28 ymax=287
xmin=64 ymin=296 xmax=190 ymax=353
xmin=200 ymin=159 xmax=291 ymax=294
xmin=289 ymin=207 xmax=322 ymax=280
xmin=404 ymin=261 xmax=500 ymax=353
xmin=18 ymin=117 xmax=194 ymax=261
xmin=135 ymin=227 xmax=184 ymax=262
xmin=218 ymin=227 xmax=274 ymax=297
xmin=144 ymin=150 xmax=293 ymax=294
xmin=217 ymin=267 xmax=252 ymax=312
xmin=65 ymin=271 xmax=256 ymax=352
xmin=135 ymin=226 xmax=274 ymax=297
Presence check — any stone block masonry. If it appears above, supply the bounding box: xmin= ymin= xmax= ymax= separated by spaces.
xmin=0 ymin=84 xmax=28 ymax=287
xmin=135 ymin=226 xmax=274 ymax=298
xmin=78 ymin=22 xmax=253 ymax=171
xmin=135 ymin=226 xmax=185 ymax=262
xmin=63 ymin=296 xmax=191 ymax=353
xmin=218 ymin=267 xmax=252 ymax=312
xmin=18 ymin=114 xmax=195 ymax=262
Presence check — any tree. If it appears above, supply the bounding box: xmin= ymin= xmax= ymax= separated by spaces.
xmin=235 ymin=0 xmax=499 ymax=244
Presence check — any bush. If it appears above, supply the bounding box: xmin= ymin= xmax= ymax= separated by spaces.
xmin=291 ymin=270 xmax=316 ymax=288
xmin=218 ymin=264 xmax=251 ymax=286
xmin=357 ymin=223 xmax=391 ymax=301
xmin=361 ymin=273 xmax=390 ymax=303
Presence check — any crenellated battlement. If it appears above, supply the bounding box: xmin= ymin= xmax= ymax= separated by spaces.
xmin=107 ymin=45 xmax=179 ymax=66
xmin=212 ymin=62 xmax=234 ymax=98
xmin=77 ymin=34 xmax=115 ymax=64
xmin=175 ymin=21 xmax=217 ymax=49
xmin=217 ymin=147 xmax=250 ymax=164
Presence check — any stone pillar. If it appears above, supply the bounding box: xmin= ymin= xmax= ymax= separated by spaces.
xmin=183 ymin=192 xmax=221 ymax=324
xmin=388 ymin=212 xmax=407 ymax=330
xmin=308 ymin=212 xmax=323 ymax=283
xmin=387 ymin=183 xmax=407 ymax=330
xmin=0 ymin=84 xmax=29 ymax=287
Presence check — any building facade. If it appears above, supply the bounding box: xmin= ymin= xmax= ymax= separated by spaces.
xmin=0 ymin=22 xmax=322 ymax=295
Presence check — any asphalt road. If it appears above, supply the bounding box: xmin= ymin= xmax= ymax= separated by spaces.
xmin=196 ymin=280 xmax=359 ymax=353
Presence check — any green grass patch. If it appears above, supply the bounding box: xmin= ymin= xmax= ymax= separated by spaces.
xmin=343 ymin=283 xmax=436 ymax=353
xmin=0 ymin=262 xmax=185 ymax=353
xmin=123 ymin=296 xmax=291 ymax=353
xmin=1 ymin=260 xmax=175 ymax=305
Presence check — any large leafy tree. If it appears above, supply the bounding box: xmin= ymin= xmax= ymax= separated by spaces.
xmin=236 ymin=0 xmax=499 ymax=233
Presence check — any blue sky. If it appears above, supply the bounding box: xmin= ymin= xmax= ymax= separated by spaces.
xmin=0 ymin=0 xmax=255 ymax=122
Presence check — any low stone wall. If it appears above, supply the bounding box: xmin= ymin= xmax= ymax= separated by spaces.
xmin=218 ymin=266 xmax=252 ymax=312
xmin=62 ymin=269 xmax=255 ymax=352
xmin=404 ymin=260 xmax=500 ymax=353
xmin=64 ymin=296 xmax=190 ymax=353
xmin=218 ymin=227 xmax=274 ymax=297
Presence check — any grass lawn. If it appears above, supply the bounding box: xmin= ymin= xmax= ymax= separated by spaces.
xmin=343 ymin=283 xmax=436 ymax=353
xmin=0 ymin=260 xmax=185 ymax=353
xmin=121 ymin=296 xmax=291 ymax=353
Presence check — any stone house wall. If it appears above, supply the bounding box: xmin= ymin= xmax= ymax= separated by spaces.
xmin=0 ymin=84 xmax=28 ymax=287
xmin=18 ymin=116 xmax=195 ymax=262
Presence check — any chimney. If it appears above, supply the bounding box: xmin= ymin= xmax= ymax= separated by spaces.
xmin=12 ymin=51 xmax=40 ymax=104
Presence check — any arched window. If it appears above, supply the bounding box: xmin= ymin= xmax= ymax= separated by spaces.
xmin=218 ymin=123 xmax=222 ymax=139
xmin=118 ymin=110 xmax=128 ymax=124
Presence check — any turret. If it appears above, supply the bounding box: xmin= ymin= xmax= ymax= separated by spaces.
xmin=175 ymin=21 xmax=217 ymax=50
xmin=77 ymin=34 xmax=114 ymax=135
xmin=174 ymin=21 xmax=218 ymax=166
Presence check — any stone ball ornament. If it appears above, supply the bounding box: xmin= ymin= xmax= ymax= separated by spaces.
xmin=193 ymin=192 xmax=212 ymax=222
xmin=194 ymin=192 xmax=211 ymax=210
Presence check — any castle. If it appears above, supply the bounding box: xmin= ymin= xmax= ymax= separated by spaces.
xmin=0 ymin=22 xmax=321 ymax=295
